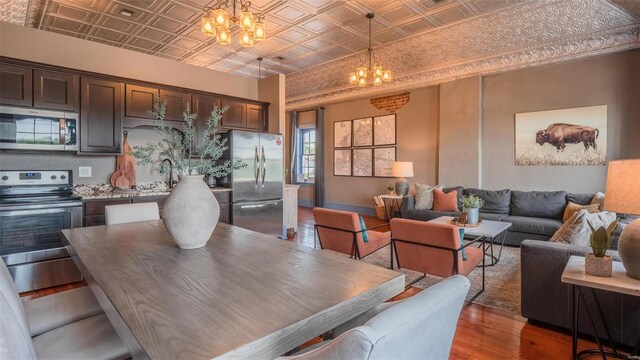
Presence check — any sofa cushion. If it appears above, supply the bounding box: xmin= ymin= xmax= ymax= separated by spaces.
xmin=433 ymin=189 xmax=459 ymax=212
xmin=407 ymin=209 xmax=461 ymax=222
xmin=463 ymin=188 xmax=511 ymax=214
xmin=414 ymin=184 xmax=442 ymax=210
xmin=479 ymin=213 xmax=509 ymax=222
xmin=511 ymin=190 xmax=567 ymax=219
xmin=443 ymin=186 xmax=464 ymax=211
xmin=503 ymin=215 xmax=562 ymax=236
xmin=591 ymin=192 xmax=605 ymax=209
xmin=551 ymin=210 xmax=618 ymax=247
xmin=567 ymin=193 xmax=594 ymax=206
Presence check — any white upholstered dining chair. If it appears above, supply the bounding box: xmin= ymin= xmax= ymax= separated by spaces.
xmin=279 ymin=275 xmax=470 ymax=360
xmin=105 ymin=202 xmax=160 ymax=225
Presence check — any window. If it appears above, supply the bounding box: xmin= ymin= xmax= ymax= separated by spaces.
xmin=297 ymin=127 xmax=315 ymax=183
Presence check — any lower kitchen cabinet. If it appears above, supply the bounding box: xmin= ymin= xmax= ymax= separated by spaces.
xmin=83 ymin=191 xmax=231 ymax=227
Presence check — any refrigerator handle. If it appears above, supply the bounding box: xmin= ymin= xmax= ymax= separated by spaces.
xmin=254 ymin=145 xmax=260 ymax=188
xmin=261 ymin=146 xmax=266 ymax=187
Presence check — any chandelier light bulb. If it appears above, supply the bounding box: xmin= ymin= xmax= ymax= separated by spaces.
xmin=373 ymin=65 xmax=383 ymax=77
xmin=217 ymin=28 xmax=231 ymax=45
xmin=358 ymin=77 xmax=366 ymax=87
xmin=373 ymin=76 xmax=383 ymax=86
xmin=254 ymin=21 xmax=266 ymax=41
xmin=201 ymin=18 xmax=216 ymax=37
xmin=357 ymin=66 xmax=367 ymax=79
xmin=382 ymin=70 xmax=392 ymax=82
xmin=211 ymin=8 xmax=229 ymax=28
xmin=240 ymin=29 xmax=254 ymax=47
xmin=349 ymin=72 xmax=358 ymax=84
xmin=240 ymin=11 xmax=255 ymax=30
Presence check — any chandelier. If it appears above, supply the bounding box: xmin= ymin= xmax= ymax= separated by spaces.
xmin=349 ymin=13 xmax=391 ymax=87
xmin=201 ymin=0 xmax=266 ymax=47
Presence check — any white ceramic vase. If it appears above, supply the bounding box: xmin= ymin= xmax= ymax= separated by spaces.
xmin=162 ymin=174 xmax=219 ymax=249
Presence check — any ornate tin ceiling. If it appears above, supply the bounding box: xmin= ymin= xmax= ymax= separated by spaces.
xmin=0 ymin=0 xmax=639 ymax=109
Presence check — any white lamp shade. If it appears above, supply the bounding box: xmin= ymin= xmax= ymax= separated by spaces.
xmin=603 ymin=159 xmax=640 ymax=215
xmin=391 ymin=162 xmax=414 ymax=178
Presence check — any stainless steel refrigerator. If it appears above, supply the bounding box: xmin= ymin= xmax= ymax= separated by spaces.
xmin=225 ymin=130 xmax=284 ymax=237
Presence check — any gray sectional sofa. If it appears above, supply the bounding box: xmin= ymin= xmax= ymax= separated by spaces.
xmin=401 ymin=187 xmax=582 ymax=246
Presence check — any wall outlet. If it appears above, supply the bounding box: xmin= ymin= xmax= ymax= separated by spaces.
xmin=78 ymin=166 xmax=92 ymax=178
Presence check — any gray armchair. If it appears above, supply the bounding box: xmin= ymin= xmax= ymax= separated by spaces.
xmin=279 ymin=275 xmax=470 ymax=360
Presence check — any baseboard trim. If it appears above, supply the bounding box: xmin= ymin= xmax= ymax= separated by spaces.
xmin=298 ymin=199 xmax=315 ymax=208
xmin=323 ymin=202 xmax=376 ymax=216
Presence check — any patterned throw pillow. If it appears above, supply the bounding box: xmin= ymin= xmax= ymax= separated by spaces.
xmin=414 ymin=184 xmax=442 ymax=210
xmin=591 ymin=192 xmax=605 ymax=209
xmin=550 ymin=209 xmax=617 ymax=246
xmin=563 ymin=201 xmax=600 ymax=222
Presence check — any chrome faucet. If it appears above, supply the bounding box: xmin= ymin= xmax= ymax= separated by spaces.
xmin=161 ymin=158 xmax=174 ymax=189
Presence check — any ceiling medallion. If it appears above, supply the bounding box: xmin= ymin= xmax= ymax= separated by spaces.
xmin=201 ymin=0 xmax=265 ymax=47
xmin=349 ymin=13 xmax=392 ymax=87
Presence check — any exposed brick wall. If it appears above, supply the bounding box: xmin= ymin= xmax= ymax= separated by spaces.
xmin=370 ymin=92 xmax=411 ymax=113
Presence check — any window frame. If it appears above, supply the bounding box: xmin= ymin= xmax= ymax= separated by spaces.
xmin=296 ymin=127 xmax=316 ymax=184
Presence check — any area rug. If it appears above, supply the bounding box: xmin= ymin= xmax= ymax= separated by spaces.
xmin=362 ymin=244 xmax=522 ymax=315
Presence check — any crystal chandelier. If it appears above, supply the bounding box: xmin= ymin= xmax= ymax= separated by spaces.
xmin=201 ymin=0 xmax=266 ymax=47
xmin=349 ymin=13 xmax=391 ymax=87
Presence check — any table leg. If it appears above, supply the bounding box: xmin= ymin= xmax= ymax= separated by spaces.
xmin=572 ymin=285 xmax=579 ymax=360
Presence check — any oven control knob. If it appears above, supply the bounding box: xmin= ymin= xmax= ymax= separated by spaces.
xmin=60 ymin=175 xmax=66 ymax=180
xmin=51 ymin=175 xmax=57 ymax=180
xmin=1 ymin=176 xmax=7 ymax=181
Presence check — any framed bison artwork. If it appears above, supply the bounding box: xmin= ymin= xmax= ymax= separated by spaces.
xmin=515 ymin=105 xmax=607 ymax=166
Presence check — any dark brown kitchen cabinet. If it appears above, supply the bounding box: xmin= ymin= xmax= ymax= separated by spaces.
xmin=83 ymin=198 xmax=130 ymax=227
xmin=160 ymin=89 xmax=190 ymax=122
xmin=246 ymin=104 xmax=267 ymax=131
xmin=33 ymin=70 xmax=79 ymax=112
xmin=0 ymin=64 xmax=32 ymax=107
xmin=125 ymin=84 xmax=158 ymax=119
xmin=220 ymin=98 xmax=246 ymax=128
xmin=192 ymin=94 xmax=221 ymax=150
xmin=80 ymin=77 xmax=123 ymax=154
xmin=218 ymin=203 xmax=230 ymax=224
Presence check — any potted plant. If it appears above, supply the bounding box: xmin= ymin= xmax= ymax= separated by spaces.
xmin=585 ymin=220 xmax=618 ymax=277
xmin=132 ymin=100 xmax=245 ymax=250
xmin=386 ymin=184 xmax=395 ymax=196
xmin=461 ymin=194 xmax=484 ymax=225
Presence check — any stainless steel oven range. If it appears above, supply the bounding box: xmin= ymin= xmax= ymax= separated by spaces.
xmin=0 ymin=170 xmax=83 ymax=293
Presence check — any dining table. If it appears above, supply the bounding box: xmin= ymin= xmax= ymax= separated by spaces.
xmin=62 ymin=220 xmax=405 ymax=360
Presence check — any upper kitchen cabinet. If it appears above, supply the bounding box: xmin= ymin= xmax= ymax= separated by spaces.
xmin=80 ymin=77 xmax=123 ymax=154
xmin=160 ymin=89 xmax=190 ymax=122
xmin=192 ymin=94 xmax=221 ymax=149
xmin=33 ymin=70 xmax=79 ymax=112
xmin=125 ymin=84 xmax=157 ymax=119
xmin=246 ymin=103 xmax=267 ymax=131
xmin=0 ymin=64 xmax=32 ymax=107
xmin=220 ymin=98 xmax=247 ymax=128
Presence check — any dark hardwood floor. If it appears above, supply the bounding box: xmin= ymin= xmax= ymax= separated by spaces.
xmin=20 ymin=207 xmax=606 ymax=359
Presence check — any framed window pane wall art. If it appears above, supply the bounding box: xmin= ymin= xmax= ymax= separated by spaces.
xmin=352 ymin=148 xmax=373 ymax=177
xmin=333 ymin=120 xmax=352 ymax=148
xmin=353 ymin=118 xmax=373 ymax=147
xmin=374 ymin=147 xmax=396 ymax=177
xmin=334 ymin=149 xmax=352 ymax=176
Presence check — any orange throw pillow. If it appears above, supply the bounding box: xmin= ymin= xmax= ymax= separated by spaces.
xmin=433 ymin=189 xmax=459 ymax=212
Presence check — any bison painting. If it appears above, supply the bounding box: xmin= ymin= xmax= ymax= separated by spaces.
xmin=535 ymin=123 xmax=599 ymax=152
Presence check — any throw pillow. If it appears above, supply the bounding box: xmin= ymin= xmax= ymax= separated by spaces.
xmin=433 ymin=189 xmax=459 ymax=212
xmin=591 ymin=192 xmax=605 ymax=209
xmin=550 ymin=209 xmax=617 ymax=246
xmin=563 ymin=201 xmax=600 ymax=222
xmin=458 ymin=227 xmax=467 ymax=261
xmin=415 ymin=184 xmax=442 ymax=210
xmin=359 ymin=216 xmax=368 ymax=242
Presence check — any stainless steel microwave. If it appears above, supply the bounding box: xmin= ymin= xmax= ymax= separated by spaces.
xmin=0 ymin=106 xmax=78 ymax=151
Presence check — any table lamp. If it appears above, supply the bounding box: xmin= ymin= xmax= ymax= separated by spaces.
xmin=603 ymin=159 xmax=640 ymax=279
xmin=391 ymin=162 xmax=414 ymax=196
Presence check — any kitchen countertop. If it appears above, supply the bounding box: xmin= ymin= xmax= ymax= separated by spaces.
xmin=74 ymin=182 xmax=231 ymax=200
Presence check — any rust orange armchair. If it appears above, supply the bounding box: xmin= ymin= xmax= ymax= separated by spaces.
xmin=390 ymin=218 xmax=486 ymax=301
xmin=313 ymin=208 xmax=391 ymax=261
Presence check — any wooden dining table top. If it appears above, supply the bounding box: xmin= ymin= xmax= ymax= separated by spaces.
xmin=62 ymin=221 xmax=404 ymax=360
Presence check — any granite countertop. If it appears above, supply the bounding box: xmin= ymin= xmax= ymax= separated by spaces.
xmin=74 ymin=182 xmax=231 ymax=200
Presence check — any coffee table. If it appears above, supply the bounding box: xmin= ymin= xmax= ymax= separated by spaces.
xmin=429 ymin=216 xmax=512 ymax=266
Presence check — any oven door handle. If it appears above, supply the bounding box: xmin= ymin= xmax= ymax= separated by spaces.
xmin=0 ymin=202 xmax=82 ymax=212
xmin=0 ymin=207 xmax=79 ymax=217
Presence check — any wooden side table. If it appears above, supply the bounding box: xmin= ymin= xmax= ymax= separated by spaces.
xmin=561 ymin=255 xmax=640 ymax=359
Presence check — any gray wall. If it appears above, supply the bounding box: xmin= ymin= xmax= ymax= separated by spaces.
xmin=481 ymin=49 xmax=640 ymax=193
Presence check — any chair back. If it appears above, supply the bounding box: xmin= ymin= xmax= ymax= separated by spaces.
xmin=391 ymin=218 xmax=463 ymax=277
xmin=105 ymin=202 xmax=160 ymax=225
xmin=0 ymin=260 xmax=38 ymax=359
xmin=313 ymin=208 xmax=363 ymax=256
xmin=284 ymin=275 xmax=470 ymax=360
